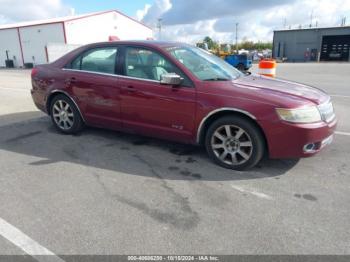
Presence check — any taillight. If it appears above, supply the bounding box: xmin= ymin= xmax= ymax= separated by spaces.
xmin=31 ymin=67 xmax=38 ymax=77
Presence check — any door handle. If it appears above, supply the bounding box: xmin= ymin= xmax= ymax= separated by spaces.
xmin=65 ymin=77 xmax=77 ymax=85
xmin=69 ymin=77 xmax=77 ymax=83
xmin=122 ymin=86 xmax=136 ymax=92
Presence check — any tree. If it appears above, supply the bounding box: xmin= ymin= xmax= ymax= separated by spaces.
xmin=200 ymin=36 xmax=272 ymax=52
xmin=203 ymin=36 xmax=219 ymax=50
xmin=231 ymin=41 xmax=273 ymax=51
xmin=253 ymin=42 xmax=273 ymax=50
xmin=240 ymin=40 xmax=255 ymax=50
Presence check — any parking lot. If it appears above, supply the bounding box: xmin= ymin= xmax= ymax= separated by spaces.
xmin=0 ymin=63 xmax=349 ymax=256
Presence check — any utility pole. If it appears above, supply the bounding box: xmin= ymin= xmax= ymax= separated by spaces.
xmin=341 ymin=17 xmax=346 ymax=26
xmin=235 ymin=22 xmax=239 ymax=54
xmin=157 ymin=18 xmax=162 ymax=40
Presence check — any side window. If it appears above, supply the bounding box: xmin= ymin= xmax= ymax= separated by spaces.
xmin=70 ymin=47 xmax=118 ymax=74
xmin=71 ymin=56 xmax=81 ymax=70
xmin=124 ymin=47 xmax=192 ymax=86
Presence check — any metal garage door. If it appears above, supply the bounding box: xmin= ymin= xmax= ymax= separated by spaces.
xmin=320 ymin=35 xmax=350 ymax=61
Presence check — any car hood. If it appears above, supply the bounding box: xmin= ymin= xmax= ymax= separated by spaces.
xmin=233 ymin=74 xmax=329 ymax=105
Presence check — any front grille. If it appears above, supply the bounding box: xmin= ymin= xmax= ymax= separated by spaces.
xmin=318 ymin=101 xmax=335 ymax=123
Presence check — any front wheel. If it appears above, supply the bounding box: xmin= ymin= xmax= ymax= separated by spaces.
xmin=205 ymin=116 xmax=265 ymax=170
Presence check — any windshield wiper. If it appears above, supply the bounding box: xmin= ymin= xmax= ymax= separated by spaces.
xmin=203 ymin=78 xmax=230 ymax=81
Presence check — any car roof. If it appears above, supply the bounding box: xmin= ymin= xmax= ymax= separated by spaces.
xmin=85 ymin=40 xmax=189 ymax=49
xmin=51 ymin=40 xmax=191 ymax=68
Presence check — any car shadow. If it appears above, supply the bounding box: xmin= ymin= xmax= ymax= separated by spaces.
xmin=0 ymin=111 xmax=299 ymax=181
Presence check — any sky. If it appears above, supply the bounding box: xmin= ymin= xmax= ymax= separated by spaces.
xmin=0 ymin=0 xmax=350 ymax=44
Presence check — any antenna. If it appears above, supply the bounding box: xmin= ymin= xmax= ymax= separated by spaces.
xmin=310 ymin=10 xmax=314 ymax=28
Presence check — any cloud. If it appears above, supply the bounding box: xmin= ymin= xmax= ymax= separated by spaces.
xmin=161 ymin=0 xmax=293 ymax=26
xmin=261 ymin=0 xmax=350 ymax=28
xmin=0 ymin=0 xmax=72 ymax=24
xmin=137 ymin=0 xmax=350 ymax=43
xmin=136 ymin=4 xmax=152 ymax=21
xmin=139 ymin=0 xmax=172 ymax=27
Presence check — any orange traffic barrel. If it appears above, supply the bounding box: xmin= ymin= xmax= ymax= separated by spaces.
xmin=259 ymin=59 xmax=276 ymax=77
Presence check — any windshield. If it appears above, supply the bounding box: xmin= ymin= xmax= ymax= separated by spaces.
xmin=166 ymin=46 xmax=242 ymax=81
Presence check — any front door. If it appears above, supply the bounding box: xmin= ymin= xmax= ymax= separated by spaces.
xmin=119 ymin=46 xmax=196 ymax=143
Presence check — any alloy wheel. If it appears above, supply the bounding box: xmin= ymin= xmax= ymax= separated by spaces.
xmin=52 ymin=100 xmax=75 ymax=130
xmin=210 ymin=125 xmax=253 ymax=166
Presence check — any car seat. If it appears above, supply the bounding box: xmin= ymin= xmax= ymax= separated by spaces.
xmin=126 ymin=53 xmax=148 ymax=79
xmin=147 ymin=54 xmax=168 ymax=81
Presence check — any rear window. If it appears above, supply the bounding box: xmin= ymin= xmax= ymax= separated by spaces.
xmin=69 ymin=47 xmax=118 ymax=74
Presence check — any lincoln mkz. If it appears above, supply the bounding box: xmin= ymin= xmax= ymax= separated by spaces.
xmin=31 ymin=41 xmax=337 ymax=170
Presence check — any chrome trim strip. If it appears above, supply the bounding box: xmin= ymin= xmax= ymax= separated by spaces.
xmin=117 ymin=74 xmax=160 ymax=83
xmin=196 ymin=108 xmax=257 ymax=144
xmin=49 ymin=90 xmax=86 ymax=123
xmin=303 ymin=143 xmax=317 ymax=154
xmin=62 ymin=68 xmax=119 ymax=78
xmin=62 ymin=68 xmax=160 ymax=83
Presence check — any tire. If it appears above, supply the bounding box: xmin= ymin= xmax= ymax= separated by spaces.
xmin=236 ymin=63 xmax=245 ymax=72
xmin=205 ymin=116 xmax=265 ymax=170
xmin=50 ymin=94 xmax=84 ymax=134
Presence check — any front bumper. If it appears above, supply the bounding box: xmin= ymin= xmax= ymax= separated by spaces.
xmin=259 ymin=118 xmax=337 ymax=159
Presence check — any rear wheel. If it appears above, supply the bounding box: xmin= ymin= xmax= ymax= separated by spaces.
xmin=205 ymin=116 xmax=265 ymax=170
xmin=236 ymin=63 xmax=245 ymax=72
xmin=50 ymin=94 xmax=84 ymax=134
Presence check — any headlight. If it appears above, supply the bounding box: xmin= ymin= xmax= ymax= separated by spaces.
xmin=276 ymin=106 xmax=322 ymax=123
xmin=318 ymin=101 xmax=335 ymax=123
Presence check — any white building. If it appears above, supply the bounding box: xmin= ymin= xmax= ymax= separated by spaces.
xmin=0 ymin=10 xmax=153 ymax=68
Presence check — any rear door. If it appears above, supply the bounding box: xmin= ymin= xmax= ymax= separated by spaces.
xmin=64 ymin=46 xmax=122 ymax=129
xmin=119 ymin=46 xmax=197 ymax=143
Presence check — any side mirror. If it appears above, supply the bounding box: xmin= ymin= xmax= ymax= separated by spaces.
xmin=160 ymin=73 xmax=183 ymax=86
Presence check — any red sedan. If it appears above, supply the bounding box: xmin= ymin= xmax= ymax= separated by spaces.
xmin=31 ymin=41 xmax=336 ymax=170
